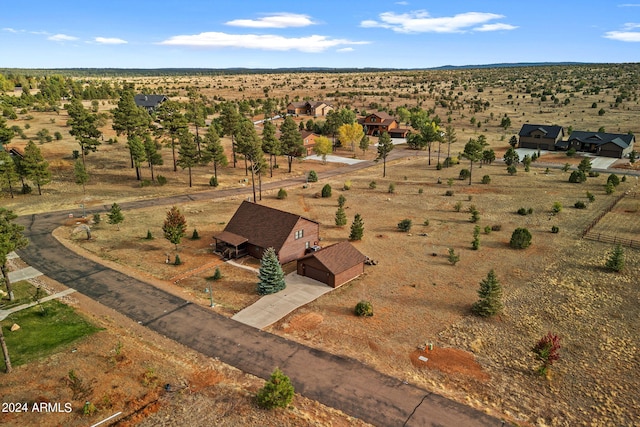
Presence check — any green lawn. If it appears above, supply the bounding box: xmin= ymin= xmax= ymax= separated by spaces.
xmin=0 ymin=280 xmax=40 ymax=309
xmin=1 ymin=300 xmax=102 ymax=369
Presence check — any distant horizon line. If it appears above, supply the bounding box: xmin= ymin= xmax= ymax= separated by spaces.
xmin=3 ymin=61 xmax=639 ymax=73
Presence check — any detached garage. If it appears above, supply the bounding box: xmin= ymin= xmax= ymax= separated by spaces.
xmin=297 ymin=242 xmax=366 ymax=288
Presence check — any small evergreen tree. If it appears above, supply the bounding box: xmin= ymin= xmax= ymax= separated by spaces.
xmin=605 ymin=181 xmax=615 ymax=194
xmin=277 ymin=188 xmax=287 ymax=199
xmin=191 ymin=228 xmax=200 ymax=240
xmin=212 ymin=267 xmax=222 ymax=280
xmin=307 ymin=170 xmax=318 ymax=182
xmin=145 ymin=229 xmax=153 ymax=239
xmin=397 ymin=219 xmax=412 ymax=232
xmin=257 ymin=247 xmax=286 ymax=295
xmin=174 ymin=254 xmax=182 ymax=265
xmin=337 ymin=194 xmax=346 ymax=208
xmin=92 ymin=213 xmax=101 ymax=225
xmin=335 ymin=207 xmax=347 ymax=227
xmin=471 ymin=269 xmax=502 ymax=316
xmin=510 ymin=227 xmax=532 ymax=249
xmin=471 ymin=225 xmax=481 ymax=250
xmin=321 ymin=184 xmax=332 ymax=198
xmin=107 ymin=203 xmax=124 ymax=230
xmin=569 ymin=170 xmax=586 ymax=183
xmin=255 ymin=368 xmax=295 ymax=409
xmin=349 ymin=213 xmax=364 ymax=241
xmin=607 ymin=174 xmax=620 ymax=187
xmin=605 ymin=244 xmax=625 ymax=272
xmin=469 ymin=205 xmax=480 ymax=223
xmin=447 ymin=248 xmax=460 ymax=265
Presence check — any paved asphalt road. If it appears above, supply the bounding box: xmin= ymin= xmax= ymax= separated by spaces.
xmin=16 ymin=152 xmax=504 ymax=426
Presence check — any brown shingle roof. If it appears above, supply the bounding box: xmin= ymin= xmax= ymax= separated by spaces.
xmin=302 ymin=242 xmax=366 ymax=274
xmin=223 ymin=201 xmax=318 ymax=252
xmin=213 ymin=230 xmax=248 ymax=247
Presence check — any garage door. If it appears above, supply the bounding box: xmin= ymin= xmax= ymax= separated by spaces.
xmin=302 ymin=263 xmax=331 ymax=285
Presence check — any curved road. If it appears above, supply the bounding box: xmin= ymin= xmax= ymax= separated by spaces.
xmin=16 ymin=154 xmax=503 ymax=426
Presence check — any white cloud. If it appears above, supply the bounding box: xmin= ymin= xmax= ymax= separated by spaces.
xmin=475 ymin=23 xmax=519 ymax=32
xmin=95 ymin=37 xmax=128 ymax=44
xmin=395 ymin=1 xmax=409 ymax=5
xmin=2 ymin=27 xmax=19 ymax=33
xmin=159 ymin=32 xmax=368 ymax=52
xmin=618 ymin=3 xmax=640 ymax=6
xmin=48 ymin=34 xmax=78 ymax=42
xmin=336 ymin=47 xmax=354 ymax=53
xmin=604 ymin=30 xmax=640 ymax=41
xmin=360 ymin=10 xmax=514 ymax=34
xmin=226 ymin=13 xmax=315 ymax=28
xmin=622 ymin=22 xmax=640 ymax=29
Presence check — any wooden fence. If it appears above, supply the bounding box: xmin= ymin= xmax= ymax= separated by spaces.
xmin=582 ymin=190 xmax=639 ymax=248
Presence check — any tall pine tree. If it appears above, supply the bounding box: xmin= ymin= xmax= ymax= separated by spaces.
xmin=471 ymin=269 xmax=503 ymax=317
xmin=22 ymin=141 xmax=51 ymax=195
xmin=257 ymin=247 xmax=286 ymax=295
xmin=0 ymin=150 xmax=19 ymax=198
xmin=349 ymin=213 xmax=364 ymax=241
xmin=335 ymin=206 xmax=347 ymax=226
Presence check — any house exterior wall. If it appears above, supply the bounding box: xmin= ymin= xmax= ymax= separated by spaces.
xmin=598 ymin=142 xmax=624 ymax=158
xmin=519 ymin=129 xmax=560 ymax=150
xmin=277 ymin=218 xmax=319 ymax=264
xmin=297 ymin=257 xmax=365 ymax=287
xmin=297 ymin=259 xmax=333 ymax=286
xmin=333 ymin=263 xmax=365 ymax=288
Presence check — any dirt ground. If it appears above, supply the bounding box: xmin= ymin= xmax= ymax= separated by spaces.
xmin=2 ymin=67 xmax=640 ymax=426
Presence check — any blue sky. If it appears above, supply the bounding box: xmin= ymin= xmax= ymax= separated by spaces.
xmin=2 ymin=1 xmax=640 ymax=69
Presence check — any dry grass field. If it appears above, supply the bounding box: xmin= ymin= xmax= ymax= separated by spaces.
xmin=2 ymin=65 xmax=639 ymax=426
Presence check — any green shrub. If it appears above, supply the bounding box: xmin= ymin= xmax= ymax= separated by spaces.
xmin=491 ymin=224 xmax=502 ymax=231
xmin=418 ymin=188 xmax=424 ymax=194
xmin=517 ymin=207 xmax=528 ymax=216
xmin=388 ymin=182 xmax=395 ymax=193
xmin=277 ymin=188 xmax=288 ymax=199
xmin=21 ymin=183 xmax=32 ymax=194
xmin=484 ymin=225 xmax=492 ymax=234
xmin=481 ymin=175 xmax=491 ymax=184
xmin=469 ymin=205 xmax=480 ymax=223
xmin=369 ymin=181 xmax=376 ymax=189
xmin=212 ymin=267 xmax=222 ymax=280
xmin=355 ymin=300 xmax=374 ymax=317
xmin=605 ymin=182 xmax=615 ymax=194
xmin=337 ymin=194 xmax=346 ymax=207
xmin=574 ymin=201 xmax=586 ymax=209
xmin=445 ymin=190 xmax=455 ymax=197
xmin=209 ymin=176 xmax=218 ymax=187
xmin=586 ymin=191 xmax=595 ymax=202
xmin=157 ymin=175 xmax=167 ymax=186
xmin=552 ymin=202 xmax=562 ymax=213
xmin=140 ymin=179 xmax=152 ymax=187
xmin=255 ymin=368 xmax=295 ymax=409
xmin=566 ymin=147 xmax=576 ymax=157
xmin=621 ymin=175 xmax=627 ymax=182
xmin=145 ymin=229 xmax=153 ymax=239
xmin=459 ymin=169 xmax=470 ymax=180
xmin=397 ymin=219 xmax=412 ymax=232
xmin=510 ymin=227 xmax=532 ymax=249
xmin=321 ymin=184 xmax=332 ymax=198
xmin=551 ymin=225 xmax=559 ymax=233
xmin=447 ymin=248 xmax=460 ymax=265
xmin=423 ymin=219 xmax=430 ymax=226
xmin=607 ymin=174 xmax=620 ymax=187
xmin=343 ymin=180 xmax=352 ymax=190
xmin=174 ymin=254 xmax=182 ymax=265
xmin=527 ymin=208 xmax=533 ymax=215
xmin=93 ymin=213 xmax=101 ymax=225
xmin=569 ymin=170 xmax=586 ymax=183
xmin=191 ymin=229 xmax=200 ymax=239
xmin=507 ymin=164 xmax=517 ymax=175
xmin=307 ymin=170 xmax=318 ymax=182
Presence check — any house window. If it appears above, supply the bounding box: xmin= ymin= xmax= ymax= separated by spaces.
xmin=305 ymin=241 xmax=310 ymax=249
xmin=534 ymin=135 xmax=541 ymax=139
xmin=295 ymin=230 xmax=304 ymax=239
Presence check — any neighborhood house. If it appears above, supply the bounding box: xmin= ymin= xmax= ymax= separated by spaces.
xmin=518 ymin=124 xmax=635 ymax=158
xmin=213 ymin=201 xmax=320 ymax=264
xmin=300 ymin=130 xmax=320 ymax=156
xmin=134 ymin=94 xmax=168 ymax=112
xmin=287 ymin=101 xmax=334 ymax=117
xmin=358 ymin=112 xmax=409 ymax=138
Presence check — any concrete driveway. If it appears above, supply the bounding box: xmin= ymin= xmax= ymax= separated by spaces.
xmin=232 ymin=273 xmax=333 ymax=329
